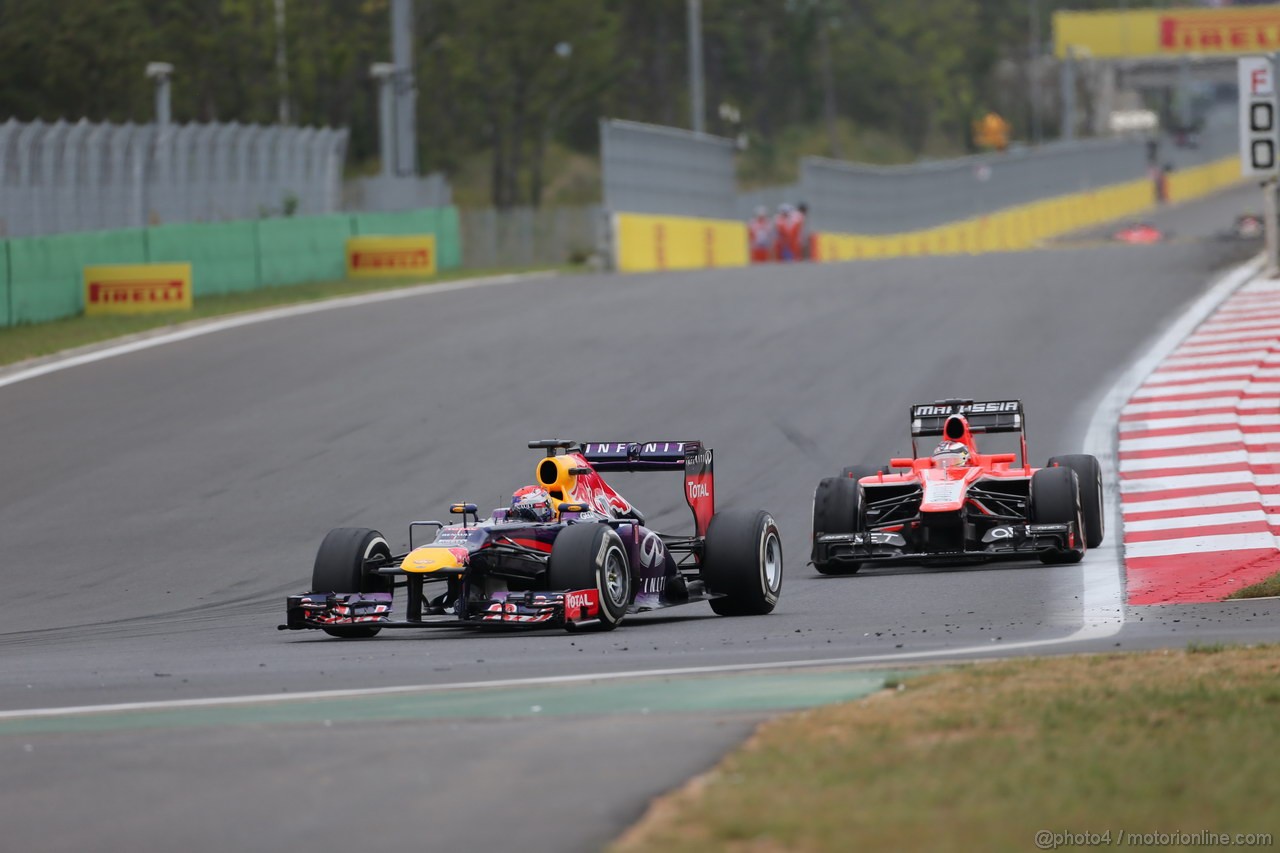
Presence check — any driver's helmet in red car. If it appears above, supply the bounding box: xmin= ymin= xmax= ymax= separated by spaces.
xmin=510 ymin=485 xmax=554 ymax=522
xmin=932 ymin=440 xmax=971 ymax=469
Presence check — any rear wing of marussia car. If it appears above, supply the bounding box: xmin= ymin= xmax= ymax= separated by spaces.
xmin=909 ymin=399 xmax=1027 ymax=466
xmin=581 ymin=441 xmax=715 ymax=536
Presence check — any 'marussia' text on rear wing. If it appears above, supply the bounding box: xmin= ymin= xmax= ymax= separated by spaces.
xmin=910 ymin=399 xmax=1024 ymax=437
xmin=581 ymin=441 xmax=715 ymax=536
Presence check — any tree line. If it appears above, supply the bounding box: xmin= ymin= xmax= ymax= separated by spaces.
xmin=0 ymin=0 xmax=1169 ymax=207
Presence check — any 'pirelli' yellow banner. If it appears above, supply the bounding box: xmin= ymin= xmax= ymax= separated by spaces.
xmin=346 ymin=234 xmax=437 ymax=278
xmin=1055 ymin=5 xmax=1280 ymax=59
xmin=83 ymin=262 xmax=193 ymax=315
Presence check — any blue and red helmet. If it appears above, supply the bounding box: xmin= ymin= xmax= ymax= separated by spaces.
xmin=510 ymin=485 xmax=553 ymax=522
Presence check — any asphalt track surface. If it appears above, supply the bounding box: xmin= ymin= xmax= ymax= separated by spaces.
xmin=2 ymin=183 xmax=1279 ymax=852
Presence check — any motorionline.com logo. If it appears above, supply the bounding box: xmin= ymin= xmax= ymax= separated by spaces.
xmin=1035 ymin=830 xmax=1273 ymax=849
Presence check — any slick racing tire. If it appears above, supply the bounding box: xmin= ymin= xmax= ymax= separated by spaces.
xmin=702 ymin=509 xmax=783 ymax=616
xmin=548 ymin=523 xmax=631 ymax=632
xmin=312 ymin=527 xmax=393 ymax=639
xmin=1030 ymin=467 xmax=1085 ymax=565
xmin=812 ymin=471 xmax=870 ymax=575
xmin=1048 ymin=454 xmax=1104 ymax=548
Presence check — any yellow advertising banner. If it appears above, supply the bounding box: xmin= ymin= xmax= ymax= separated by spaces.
xmin=83 ymin=262 xmax=193 ymax=315
xmin=1055 ymin=5 xmax=1280 ymax=59
xmin=613 ymin=213 xmax=748 ymax=273
xmin=346 ymin=234 xmax=437 ymax=279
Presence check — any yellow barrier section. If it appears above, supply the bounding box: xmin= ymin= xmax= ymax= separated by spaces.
xmin=614 ymin=213 xmax=748 ymax=273
xmin=1165 ymin=157 xmax=1243 ymax=205
xmin=83 ymin=262 xmax=193 ymax=315
xmin=346 ymin=234 xmax=437 ymax=278
xmin=815 ymin=155 xmax=1240 ymax=262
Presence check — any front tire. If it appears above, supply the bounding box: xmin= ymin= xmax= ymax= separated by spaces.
xmin=547 ymin=523 xmax=631 ymax=632
xmin=1048 ymin=454 xmax=1104 ymax=548
xmin=812 ymin=473 xmax=868 ymax=575
xmin=1030 ymin=467 xmax=1085 ymax=565
xmin=702 ymin=509 xmax=783 ymax=616
xmin=312 ymin=527 xmax=392 ymax=638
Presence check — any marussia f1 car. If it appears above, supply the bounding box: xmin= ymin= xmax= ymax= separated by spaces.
xmin=282 ymin=440 xmax=782 ymax=638
xmin=811 ymin=399 xmax=1104 ymax=573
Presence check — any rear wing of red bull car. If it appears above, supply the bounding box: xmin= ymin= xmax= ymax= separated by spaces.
xmin=578 ymin=440 xmax=715 ymax=536
xmin=909 ymin=399 xmax=1026 ymax=466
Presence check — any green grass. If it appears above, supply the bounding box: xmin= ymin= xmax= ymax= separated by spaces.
xmin=0 ymin=265 xmax=572 ymax=369
xmin=1228 ymin=572 xmax=1280 ymax=600
xmin=613 ymin=646 xmax=1280 ymax=852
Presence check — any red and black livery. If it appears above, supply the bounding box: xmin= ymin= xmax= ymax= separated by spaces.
xmin=811 ymin=399 xmax=1104 ymax=574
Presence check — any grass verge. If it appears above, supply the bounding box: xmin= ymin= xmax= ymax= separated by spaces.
xmin=613 ymin=646 xmax=1280 ymax=852
xmin=1229 ymin=572 xmax=1280 ymax=600
xmin=0 ymin=265 xmax=572 ymax=369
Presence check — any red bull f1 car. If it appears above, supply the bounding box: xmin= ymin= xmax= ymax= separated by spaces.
xmin=811 ymin=399 xmax=1104 ymax=574
xmin=282 ymin=440 xmax=782 ymax=638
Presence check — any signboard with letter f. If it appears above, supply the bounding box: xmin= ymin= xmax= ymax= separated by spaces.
xmin=1240 ymin=56 xmax=1279 ymax=177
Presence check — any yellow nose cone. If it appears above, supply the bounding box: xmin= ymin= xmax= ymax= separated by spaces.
xmin=402 ymin=546 xmax=467 ymax=574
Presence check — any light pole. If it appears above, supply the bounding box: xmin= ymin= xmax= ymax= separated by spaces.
xmin=370 ymin=62 xmax=396 ymax=178
xmin=146 ymin=62 xmax=174 ymax=128
xmin=688 ymin=0 xmax=705 ymax=134
xmin=274 ymin=0 xmax=290 ymax=124
xmin=1029 ymin=0 xmax=1042 ymax=145
xmin=390 ymin=0 xmax=417 ymax=176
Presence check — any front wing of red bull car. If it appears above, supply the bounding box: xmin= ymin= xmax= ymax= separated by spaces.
xmin=282 ymin=440 xmax=783 ymax=638
xmin=811 ymin=399 xmax=1103 ymax=573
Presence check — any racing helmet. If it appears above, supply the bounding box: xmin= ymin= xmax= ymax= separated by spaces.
xmin=510 ymin=485 xmax=554 ymax=522
xmin=932 ymin=440 xmax=971 ymax=469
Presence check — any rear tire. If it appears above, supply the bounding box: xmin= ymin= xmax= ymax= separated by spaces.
xmin=813 ymin=473 xmax=869 ymax=575
xmin=312 ymin=527 xmax=392 ymax=639
xmin=702 ymin=509 xmax=783 ymax=616
xmin=547 ymin=523 xmax=630 ymax=632
xmin=1030 ymin=467 xmax=1085 ymax=565
xmin=1048 ymin=454 xmax=1104 ymax=547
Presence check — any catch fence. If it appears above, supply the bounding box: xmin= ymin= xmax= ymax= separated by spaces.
xmin=0 ymin=118 xmax=347 ymax=238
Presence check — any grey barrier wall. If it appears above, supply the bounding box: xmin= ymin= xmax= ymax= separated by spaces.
xmin=799 ymin=115 xmax=1238 ymax=234
xmin=461 ymin=204 xmax=602 ymax=268
xmin=0 ymin=118 xmax=348 ymax=237
xmin=601 ymin=119 xmax=737 ymax=219
xmin=601 ymin=109 xmax=1238 ymax=236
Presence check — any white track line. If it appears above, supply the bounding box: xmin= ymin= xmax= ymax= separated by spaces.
xmin=1122 ymin=491 xmax=1261 ymax=513
xmin=1123 ymin=509 xmax=1268 ymax=532
xmin=0 ymin=272 xmax=554 ymax=391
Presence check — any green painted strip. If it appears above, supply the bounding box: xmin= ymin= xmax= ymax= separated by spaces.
xmin=0 ymin=671 xmax=887 ymax=736
xmin=2 ymin=206 xmax=461 ymax=326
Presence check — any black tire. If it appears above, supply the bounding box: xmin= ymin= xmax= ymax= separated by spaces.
xmin=812 ymin=474 xmax=866 ymax=575
xmin=547 ymin=523 xmax=631 ymax=632
xmin=702 ymin=509 xmax=783 ymax=616
xmin=311 ymin=527 xmax=393 ymax=639
xmin=1047 ymin=454 xmax=1104 ymax=548
xmin=1030 ymin=467 xmax=1085 ymax=565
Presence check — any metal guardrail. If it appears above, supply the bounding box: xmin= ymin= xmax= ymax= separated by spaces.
xmin=602 ymin=109 xmax=1239 ymax=234
xmin=0 ymin=118 xmax=348 ymax=237
xmin=800 ymin=120 xmax=1238 ymax=234
xmin=601 ymin=119 xmax=737 ymax=220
